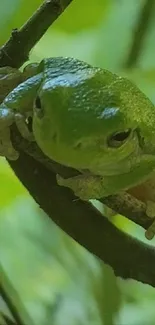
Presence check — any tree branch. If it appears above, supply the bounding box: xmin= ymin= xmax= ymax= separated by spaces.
xmin=101 ymin=193 xmax=151 ymax=230
xmin=0 ymin=0 xmax=73 ymax=68
xmin=7 ymin=127 xmax=155 ymax=287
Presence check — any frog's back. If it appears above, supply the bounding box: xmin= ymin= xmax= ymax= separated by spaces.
xmin=38 ymin=57 xmax=93 ymax=79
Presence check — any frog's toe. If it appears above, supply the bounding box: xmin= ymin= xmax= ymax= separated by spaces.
xmin=56 ymin=174 xmax=91 ymax=200
xmin=56 ymin=174 xmax=66 ymax=186
xmin=4 ymin=147 xmax=19 ymax=160
xmin=15 ymin=113 xmax=34 ymax=141
xmin=0 ymin=128 xmax=19 ymax=160
xmin=145 ymin=200 xmax=155 ymax=240
xmin=145 ymin=226 xmax=155 ymax=240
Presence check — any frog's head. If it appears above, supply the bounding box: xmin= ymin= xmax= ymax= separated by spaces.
xmin=32 ymin=66 xmax=155 ymax=177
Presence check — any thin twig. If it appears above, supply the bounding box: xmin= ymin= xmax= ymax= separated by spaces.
xmin=0 ymin=264 xmax=35 ymax=325
xmin=1 ymin=312 xmax=17 ymax=325
xmin=125 ymin=0 xmax=155 ymax=68
xmin=0 ymin=279 xmax=23 ymax=325
xmin=0 ymin=0 xmax=73 ymax=68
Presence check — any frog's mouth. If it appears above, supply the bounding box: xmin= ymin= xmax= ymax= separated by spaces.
xmin=81 ymin=128 xmax=155 ymax=177
xmin=95 ymin=151 xmax=142 ymax=176
xmin=80 ymin=151 xmax=155 ymax=180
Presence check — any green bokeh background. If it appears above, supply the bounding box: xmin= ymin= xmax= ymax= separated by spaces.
xmin=1 ymin=0 xmax=155 ymax=324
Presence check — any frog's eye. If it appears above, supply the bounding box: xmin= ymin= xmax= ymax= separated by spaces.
xmin=34 ymin=96 xmax=44 ymax=118
xmin=108 ymin=129 xmax=131 ymax=148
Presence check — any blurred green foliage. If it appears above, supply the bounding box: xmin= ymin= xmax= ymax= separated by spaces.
xmin=1 ymin=0 xmax=155 ymax=324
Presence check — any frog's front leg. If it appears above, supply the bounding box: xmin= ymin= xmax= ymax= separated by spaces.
xmin=0 ymin=106 xmax=34 ymax=160
xmin=0 ymin=66 xmax=25 ymax=160
xmin=57 ymin=174 xmax=106 ymax=200
xmin=0 ymin=107 xmax=19 ymax=159
xmin=57 ymin=174 xmax=155 ymax=241
xmin=15 ymin=112 xmax=34 ymax=142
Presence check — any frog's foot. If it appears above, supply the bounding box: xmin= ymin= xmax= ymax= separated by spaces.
xmin=56 ymin=174 xmax=103 ymax=200
xmin=145 ymin=200 xmax=155 ymax=240
xmin=0 ymin=107 xmax=19 ymax=160
xmin=15 ymin=113 xmax=34 ymax=141
xmin=0 ymin=107 xmax=34 ymax=160
xmin=0 ymin=128 xmax=19 ymax=160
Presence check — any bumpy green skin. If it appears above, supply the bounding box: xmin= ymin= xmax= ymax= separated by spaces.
xmin=1 ymin=57 xmax=155 ymax=201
